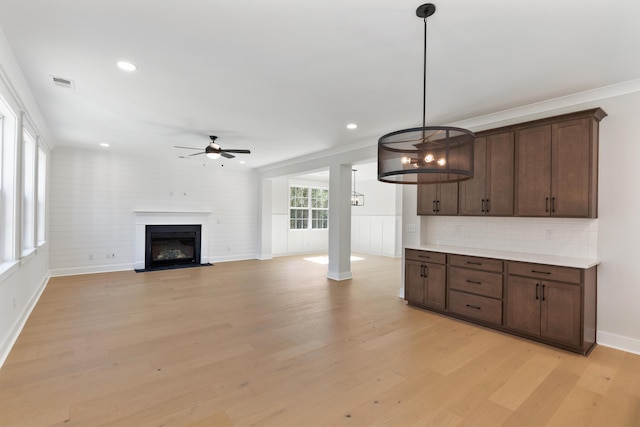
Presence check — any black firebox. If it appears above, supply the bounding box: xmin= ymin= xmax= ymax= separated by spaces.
xmin=145 ymin=224 xmax=202 ymax=270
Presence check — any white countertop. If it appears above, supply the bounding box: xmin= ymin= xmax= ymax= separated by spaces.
xmin=405 ymin=244 xmax=599 ymax=269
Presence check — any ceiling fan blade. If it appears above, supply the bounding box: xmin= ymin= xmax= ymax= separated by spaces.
xmin=188 ymin=152 xmax=205 ymax=156
xmin=222 ymin=149 xmax=251 ymax=154
xmin=174 ymin=146 xmax=202 ymax=150
xmin=221 ymin=152 xmax=235 ymax=159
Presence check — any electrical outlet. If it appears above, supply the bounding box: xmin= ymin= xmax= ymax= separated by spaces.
xmin=406 ymin=224 xmax=416 ymax=233
xmin=89 ymin=254 xmax=93 ymax=260
xmin=545 ymin=229 xmax=553 ymax=240
xmin=455 ymin=225 xmax=462 ymax=234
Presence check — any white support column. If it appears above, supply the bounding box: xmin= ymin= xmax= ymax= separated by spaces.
xmin=258 ymin=178 xmax=273 ymax=260
xmin=327 ymin=163 xmax=352 ymax=281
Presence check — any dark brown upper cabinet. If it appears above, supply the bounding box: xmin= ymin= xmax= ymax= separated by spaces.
xmin=515 ymin=109 xmax=605 ymax=218
xmin=417 ymin=182 xmax=458 ymax=215
xmin=459 ymin=131 xmax=514 ymax=216
xmin=417 ymin=108 xmax=606 ymax=218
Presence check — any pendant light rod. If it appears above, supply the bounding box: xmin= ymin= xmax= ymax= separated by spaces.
xmin=417 ymin=3 xmax=435 ymax=129
xmin=377 ymin=3 xmax=475 ymax=185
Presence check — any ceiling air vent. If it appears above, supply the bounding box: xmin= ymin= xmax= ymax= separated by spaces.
xmin=51 ymin=76 xmax=75 ymax=89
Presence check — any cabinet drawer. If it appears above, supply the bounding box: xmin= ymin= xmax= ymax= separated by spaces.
xmin=507 ymin=261 xmax=581 ymax=284
xmin=449 ymin=290 xmax=502 ymax=325
xmin=449 ymin=254 xmax=503 ymax=273
xmin=449 ymin=266 xmax=503 ymax=299
xmin=405 ymin=249 xmax=446 ymax=264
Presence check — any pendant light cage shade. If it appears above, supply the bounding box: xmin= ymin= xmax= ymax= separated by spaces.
xmin=351 ymin=169 xmax=365 ymax=206
xmin=377 ymin=3 xmax=475 ymax=185
xmin=378 ymin=126 xmax=474 ymax=184
xmin=351 ymin=192 xmax=365 ymax=206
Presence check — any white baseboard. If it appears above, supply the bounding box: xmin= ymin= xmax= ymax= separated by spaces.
xmin=49 ymin=263 xmax=133 ymax=277
xmin=207 ymin=254 xmax=257 ymax=264
xmin=327 ymin=271 xmax=353 ymax=281
xmin=0 ymin=274 xmax=50 ymax=368
xmin=597 ymin=331 xmax=640 ymax=356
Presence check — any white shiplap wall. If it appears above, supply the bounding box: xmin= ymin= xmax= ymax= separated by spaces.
xmin=49 ymin=148 xmax=258 ymax=275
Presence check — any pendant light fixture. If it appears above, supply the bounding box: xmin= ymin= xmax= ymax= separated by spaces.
xmin=351 ymin=169 xmax=365 ymax=206
xmin=378 ymin=3 xmax=474 ymax=184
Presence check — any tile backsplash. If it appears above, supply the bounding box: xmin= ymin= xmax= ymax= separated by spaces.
xmin=421 ymin=216 xmax=597 ymax=259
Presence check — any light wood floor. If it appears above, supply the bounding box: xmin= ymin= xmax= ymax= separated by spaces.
xmin=1 ymin=254 xmax=640 ymax=426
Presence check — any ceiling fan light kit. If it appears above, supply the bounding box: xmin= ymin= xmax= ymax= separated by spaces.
xmin=175 ymin=135 xmax=251 ymax=160
xmin=378 ymin=3 xmax=475 ymax=184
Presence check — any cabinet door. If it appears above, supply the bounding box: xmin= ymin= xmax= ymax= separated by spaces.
xmin=425 ymin=262 xmax=446 ymax=309
xmin=551 ymin=118 xmax=592 ymax=217
xmin=541 ymin=281 xmax=581 ymax=346
xmin=417 ymin=185 xmax=437 ymax=215
xmin=437 ymin=183 xmax=459 ymax=215
xmin=405 ymin=260 xmax=425 ymax=304
xmin=417 ymin=184 xmax=458 ymax=215
xmin=486 ymin=132 xmax=515 ymax=216
xmin=459 ymin=137 xmax=487 ymax=216
xmin=505 ymin=276 xmax=541 ymax=336
xmin=515 ymin=125 xmax=552 ymax=216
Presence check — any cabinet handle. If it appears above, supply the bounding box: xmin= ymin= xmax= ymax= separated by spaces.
xmin=551 ymin=197 xmax=556 ymax=213
xmin=436 ymin=200 xmax=441 ymax=212
xmin=420 ymin=265 xmax=425 ymax=277
xmin=433 ymin=200 xmax=437 ymax=212
xmin=466 ymin=261 xmax=482 ymax=265
xmin=542 ymin=284 xmax=546 ymax=301
xmin=465 ymin=304 xmax=482 ymax=310
xmin=466 ymin=280 xmax=482 ymax=285
xmin=536 ymin=283 xmax=539 ymax=300
xmin=531 ymin=270 xmax=551 ymax=275
xmin=418 ymin=255 xmax=431 ymax=259
xmin=486 ymin=199 xmax=490 ymax=213
xmin=424 ymin=265 xmax=428 ymax=278
xmin=481 ymin=199 xmax=486 ymax=213
xmin=545 ymin=197 xmax=549 ymax=213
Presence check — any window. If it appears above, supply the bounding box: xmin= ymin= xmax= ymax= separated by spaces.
xmin=289 ymin=186 xmax=329 ymax=230
xmin=37 ymin=148 xmax=46 ymax=244
xmin=0 ymin=95 xmax=17 ymax=262
xmin=310 ymin=188 xmax=329 ymax=229
xmin=22 ymin=130 xmax=36 ymax=253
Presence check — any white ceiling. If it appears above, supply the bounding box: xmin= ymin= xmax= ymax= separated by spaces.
xmin=1 ymin=0 xmax=638 ymax=170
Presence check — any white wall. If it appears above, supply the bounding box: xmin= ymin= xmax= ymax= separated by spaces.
xmin=0 ymin=27 xmax=51 ymax=366
xmin=271 ymin=177 xmax=329 ymax=256
xmin=594 ymin=90 xmax=640 ymax=353
xmin=49 ymin=148 xmax=259 ymax=275
xmin=404 ymin=84 xmax=640 ymax=355
xmin=351 ymin=177 xmax=401 ymax=257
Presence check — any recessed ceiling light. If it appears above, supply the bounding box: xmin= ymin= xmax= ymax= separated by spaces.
xmin=347 ymin=123 xmax=358 ymax=130
xmin=239 ymin=160 xmax=246 ymax=164
xmin=100 ymin=143 xmax=110 ymax=148
xmin=117 ymin=61 xmax=137 ymax=72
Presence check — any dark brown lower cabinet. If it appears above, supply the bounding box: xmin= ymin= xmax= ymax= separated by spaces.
xmin=505 ymin=276 xmax=581 ymax=346
xmin=405 ymin=251 xmax=446 ymax=310
xmin=505 ymin=261 xmax=596 ymax=354
xmin=405 ymin=249 xmax=597 ymax=355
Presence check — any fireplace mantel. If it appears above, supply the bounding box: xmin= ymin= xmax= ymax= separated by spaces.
xmin=134 ymin=210 xmax=212 ymax=270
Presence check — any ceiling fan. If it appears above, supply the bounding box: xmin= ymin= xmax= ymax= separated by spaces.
xmin=175 ymin=136 xmax=251 ymax=159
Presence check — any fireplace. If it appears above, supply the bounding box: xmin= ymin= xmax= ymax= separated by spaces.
xmin=145 ymin=224 xmax=201 ymax=270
